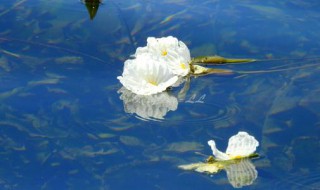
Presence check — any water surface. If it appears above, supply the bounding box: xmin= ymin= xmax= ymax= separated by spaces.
xmin=0 ymin=0 xmax=320 ymax=189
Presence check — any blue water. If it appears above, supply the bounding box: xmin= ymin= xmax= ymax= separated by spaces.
xmin=0 ymin=0 xmax=320 ymax=189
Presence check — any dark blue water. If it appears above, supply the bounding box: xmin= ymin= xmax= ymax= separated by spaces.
xmin=0 ymin=0 xmax=320 ymax=189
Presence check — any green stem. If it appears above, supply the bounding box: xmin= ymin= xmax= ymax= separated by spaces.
xmin=191 ymin=55 xmax=256 ymax=65
xmin=190 ymin=65 xmax=234 ymax=76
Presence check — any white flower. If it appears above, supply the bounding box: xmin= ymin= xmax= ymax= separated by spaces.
xmin=118 ymin=36 xmax=191 ymax=95
xmin=117 ymin=54 xmax=179 ymax=95
xmin=118 ymin=87 xmax=178 ymax=120
xmin=166 ymin=50 xmax=190 ymax=76
xmin=208 ymin=132 xmax=259 ymax=161
xmin=135 ymin=36 xmax=191 ymax=76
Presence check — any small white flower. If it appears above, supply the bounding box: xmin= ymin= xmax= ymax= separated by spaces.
xmin=118 ymin=87 xmax=178 ymax=120
xmin=166 ymin=50 xmax=190 ymax=76
xmin=148 ymin=36 xmax=177 ymax=56
xmin=135 ymin=36 xmax=191 ymax=76
xmin=117 ymin=54 xmax=179 ymax=95
xmin=208 ymin=131 xmax=259 ymax=161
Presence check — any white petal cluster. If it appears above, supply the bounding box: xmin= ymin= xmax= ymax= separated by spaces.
xmin=135 ymin=36 xmax=191 ymax=76
xmin=118 ymin=54 xmax=178 ymax=95
xmin=118 ymin=36 xmax=191 ymax=95
xmin=208 ymin=131 xmax=259 ymax=161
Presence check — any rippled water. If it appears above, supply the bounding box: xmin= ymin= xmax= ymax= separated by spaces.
xmin=0 ymin=0 xmax=320 ymax=189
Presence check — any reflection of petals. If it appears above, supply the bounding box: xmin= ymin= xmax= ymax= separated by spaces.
xmin=208 ymin=131 xmax=259 ymax=160
xmin=178 ymin=159 xmax=258 ymax=188
xmin=118 ymin=88 xmax=178 ymax=120
xmin=225 ymin=159 xmax=258 ymax=188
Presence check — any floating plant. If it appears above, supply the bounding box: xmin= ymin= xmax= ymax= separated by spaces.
xmin=117 ymin=36 xmax=255 ymax=119
xmin=117 ymin=36 xmax=255 ymax=96
xmin=179 ymin=131 xmax=259 ymax=188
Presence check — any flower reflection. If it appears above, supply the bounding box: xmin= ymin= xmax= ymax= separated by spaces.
xmin=179 ymin=158 xmax=258 ymax=188
xmin=118 ymin=87 xmax=178 ymax=120
xmin=225 ymin=158 xmax=258 ymax=188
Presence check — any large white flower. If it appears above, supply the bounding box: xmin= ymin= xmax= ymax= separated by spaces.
xmin=118 ymin=87 xmax=178 ymax=120
xmin=117 ymin=54 xmax=179 ymax=95
xmin=208 ymin=131 xmax=259 ymax=161
xmin=135 ymin=36 xmax=191 ymax=76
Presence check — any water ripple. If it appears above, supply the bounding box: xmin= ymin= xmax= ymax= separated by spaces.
xmin=166 ymin=101 xmax=241 ymax=126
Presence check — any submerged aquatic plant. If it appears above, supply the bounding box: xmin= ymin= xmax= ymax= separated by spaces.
xmin=179 ymin=131 xmax=259 ymax=188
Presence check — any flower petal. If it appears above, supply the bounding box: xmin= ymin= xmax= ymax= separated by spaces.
xmin=226 ymin=132 xmax=259 ymax=158
xmin=135 ymin=36 xmax=191 ymax=76
xmin=208 ymin=140 xmax=230 ymax=161
xmin=118 ymin=54 xmax=179 ymax=95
